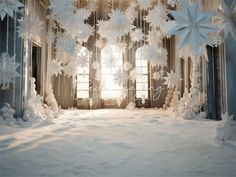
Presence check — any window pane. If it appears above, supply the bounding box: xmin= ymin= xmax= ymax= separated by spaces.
xmin=77 ymin=91 xmax=89 ymax=98
xmin=77 ymin=83 xmax=89 ymax=90
xmin=136 ymin=91 xmax=148 ymax=98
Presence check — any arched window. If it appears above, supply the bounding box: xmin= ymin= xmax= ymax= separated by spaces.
xmin=136 ymin=47 xmax=148 ymax=99
xmin=76 ymin=46 xmax=90 ymax=98
xmin=101 ymin=45 xmax=123 ymax=99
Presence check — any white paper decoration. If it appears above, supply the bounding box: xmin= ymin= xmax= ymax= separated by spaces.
xmin=0 ymin=0 xmax=23 ymax=21
xmin=0 ymin=53 xmax=20 ymax=90
xmin=152 ymin=72 xmax=162 ymax=80
xmin=125 ymin=6 xmax=138 ymax=22
xmin=216 ymin=1 xmax=236 ymax=40
xmin=146 ymin=29 xmax=163 ymax=48
xmin=76 ymin=8 xmax=91 ymax=20
xmin=48 ymin=59 xmax=63 ymax=77
xmin=163 ymin=70 xmax=181 ymax=89
xmin=168 ymin=0 xmax=218 ymax=53
xmin=92 ymin=61 xmax=100 ymax=70
xmin=167 ymin=0 xmax=178 ymax=8
xmin=113 ymin=69 xmax=128 ymax=86
xmin=130 ymin=28 xmax=144 ymax=42
xmin=129 ymin=68 xmax=136 ymax=82
xmin=56 ymin=34 xmax=77 ymax=55
xmin=17 ymin=15 xmax=43 ymax=38
xmin=123 ymin=62 xmax=132 ymax=71
xmin=145 ymin=4 xmax=169 ymax=30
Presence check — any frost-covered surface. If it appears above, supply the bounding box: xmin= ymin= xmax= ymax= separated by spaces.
xmin=0 ymin=109 xmax=236 ymax=177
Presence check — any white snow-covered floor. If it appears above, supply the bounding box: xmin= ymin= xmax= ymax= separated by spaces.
xmin=0 ymin=109 xmax=236 ymax=177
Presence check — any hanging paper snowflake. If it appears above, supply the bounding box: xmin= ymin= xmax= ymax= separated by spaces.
xmin=48 ymin=59 xmax=63 ymax=77
xmin=146 ymin=29 xmax=163 ymax=47
xmin=77 ymin=23 xmax=94 ymax=43
xmin=137 ymin=0 xmax=152 ymax=10
xmin=145 ymin=4 xmax=169 ymax=30
xmin=0 ymin=0 xmax=24 ymax=21
xmin=123 ymin=62 xmax=132 ymax=71
xmin=17 ymin=15 xmax=43 ymax=38
xmin=0 ymin=53 xmax=20 ymax=90
xmin=56 ymin=34 xmax=77 ymax=55
xmin=178 ymin=45 xmax=194 ymax=60
xmin=130 ymin=28 xmax=144 ymax=42
xmin=107 ymin=9 xmax=134 ymax=40
xmin=63 ymin=61 xmax=79 ymax=78
xmin=152 ymin=72 xmax=162 ymax=80
xmin=163 ymin=70 xmax=181 ymax=89
xmin=97 ymin=19 xmax=110 ymax=39
xmin=113 ymin=69 xmax=128 ymax=86
xmin=125 ymin=5 xmax=138 ymax=22
xmin=216 ymin=1 xmax=236 ymax=40
xmin=168 ymin=0 xmax=218 ymax=53
xmin=76 ymin=8 xmax=91 ymax=20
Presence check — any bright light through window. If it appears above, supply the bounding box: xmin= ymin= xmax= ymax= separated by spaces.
xmin=136 ymin=48 xmax=148 ymax=98
xmin=101 ymin=45 xmax=123 ymax=99
xmin=77 ymin=47 xmax=90 ymax=98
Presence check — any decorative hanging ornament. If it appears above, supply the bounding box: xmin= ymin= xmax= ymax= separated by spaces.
xmin=163 ymin=70 xmax=181 ymax=89
xmin=130 ymin=28 xmax=144 ymax=43
xmin=216 ymin=0 xmax=236 ymax=40
xmin=0 ymin=0 xmax=23 ymax=21
xmin=0 ymin=53 xmax=20 ymax=90
xmin=168 ymin=0 xmax=218 ymax=54
xmin=17 ymin=15 xmax=43 ymax=39
xmin=48 ymin=59 xmax=63 ymax=77
xmin=113 ymin=69 xmax=129 ymax=86
xmin=137 ymin=0 xmax=152 ymax=10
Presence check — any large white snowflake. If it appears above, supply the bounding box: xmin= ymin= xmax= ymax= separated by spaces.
xmin=17 ymin=15 xmax=43 ymax=38
xmin=216 ymin=1 xmax=236 ymax=40
xmin=56 ymin=34 xmax=77 ymax=55
xmin=113 ymin=69 xmax=128 ymax=86
xmin=0 ymin=0 xmax=23 ymax=20
xmin=125 ymin=5 xmax=138 ymax=22
xmin=48 ymin=59 xmax=63 ymax=77
xmin=163 ymin=70 xmax=181 ymax=89
xmin=0 ymin=53 xmax=20 ymax=90
xmin=145 ymin=4 xmax=169 ymax=30
xmin=146 ymin=29 xmax=163 ymax=48
xmin=130 ymin=28 xmax=144 ymax=42
xmin=168 ymin=0 xmax=217 ymax=53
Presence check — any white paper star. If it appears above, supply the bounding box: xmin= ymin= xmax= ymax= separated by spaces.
xmin=17 ymin=15 xmax=43 ymax=38
xmin=113 ymin=69 xmax=128 ymax=86
xmin=48 ymin=59 xmax=63 ymax=77
xmin=0 ymin=53 xmax=20 ymax=90
xmin=152 ymin=72 xmax=162 ymax=80
xmin=146 ymin=29 xmax=163 ymax=48
xmin=216 ymin=1 xmax=236 ymax=40
xmin=145 ymin=4 xmax=169 ymax=30
xmin=163 ymin=70 xmax=181 ymax=89
xmin=123 ymin=62 xmax=132 ymax=71
xmin=92 ymin=61 xmax=100 ymax=70
xmin=168 ymin=0 xmax=218 ymax=53
xmin=0 ymin=0 xmax=23 ymax=21
xmin=130 ymin=28 xmax=144 ymax=42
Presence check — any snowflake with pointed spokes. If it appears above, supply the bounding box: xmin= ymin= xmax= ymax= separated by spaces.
xmin=48 ymin=59 xmax=63 ymax=77
xmin=168 ymin=0 xmax=218 ymax=53
xmin=17 ymin=15 xmax=43 ymax=38
xmin=113 ymin=69 xmax=128 ymax=86
xmin=0 ymin=0 xmax=23 ymax=21
xmin=0 ymin=53 xmax=20 ymax=90
xmin=163 ymin=70 xmax=181 ymax=89
xmin=216 ymin=1 xmax=236 ymax=40
xmin=137 ymin=0 xmax=152 ymax=10
xmin=130 ymin=28 xmax=144 ymax=42
xmin=145 ymin=4 xmax=169 ymax=30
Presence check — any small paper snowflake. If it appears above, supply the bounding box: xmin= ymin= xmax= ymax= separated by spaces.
xmin=113 ymin=69 xmax=128 ymax=86
xmin=211 ymin=33 xmax=224 ymax=47
xmin=163 ymin=70 xmax=181 ymax=89
xmin=92 ymin=61 xmax=100 ymax=70
xmin=129 ymin=68 xmax=136 ymax=82
xmin=145 ymin=4 xmax=169 ymax=29
xmin=152 ymin=72 xmax=162 ymax=80
xmin=146 ymin=29 xmax=163 ymax=48
xmin=0 ymin=53 xmax=20 ymax=90
xmin=0 ymin=0 xmax=24 ymax=21
xmin=17 ymin=15 xmax=44 ymax=38
xmin=48 ymin=59 xmax=63 ymax=77
xmin=130 ymin=28 xmax=144 ymax=42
